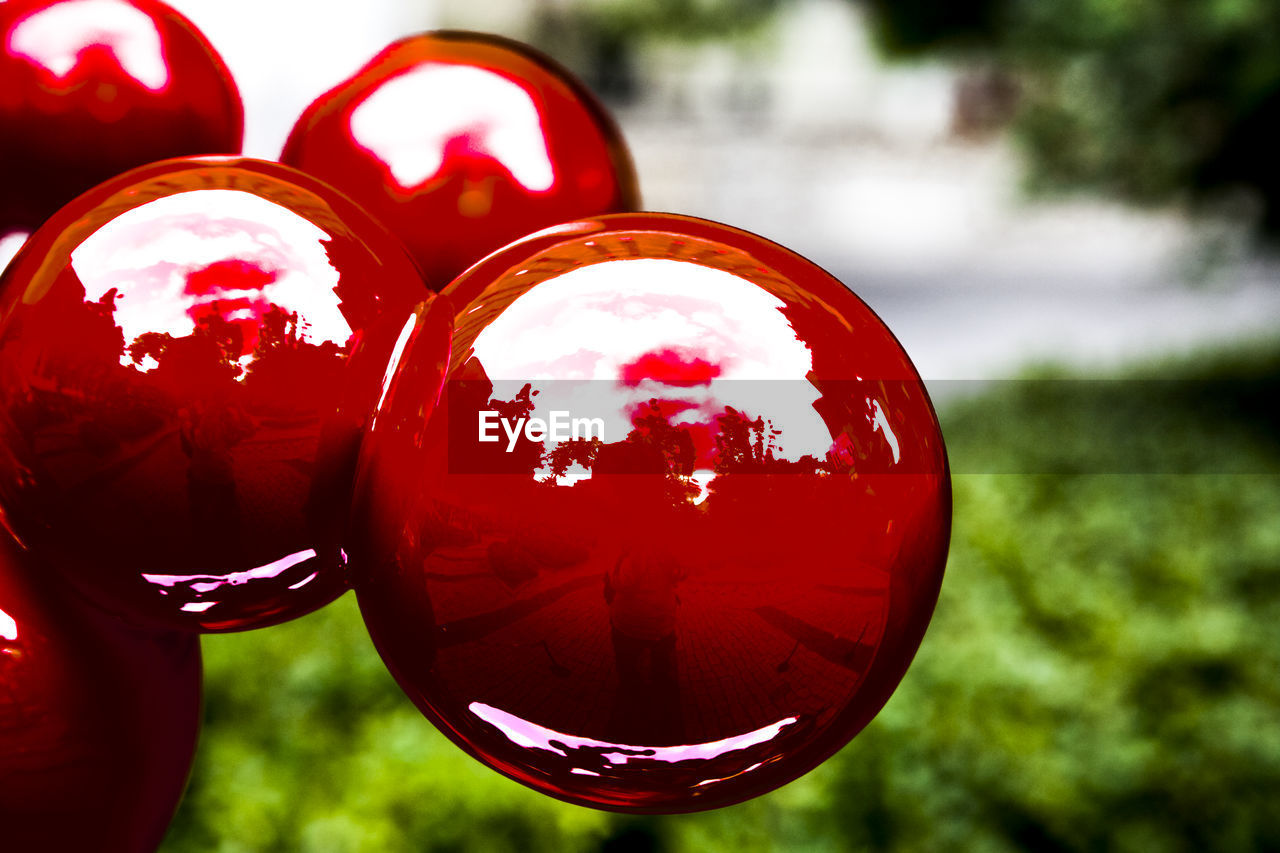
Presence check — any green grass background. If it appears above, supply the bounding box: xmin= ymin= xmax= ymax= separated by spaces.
xmin=161 ymin=342 xmax=1280 ymax=852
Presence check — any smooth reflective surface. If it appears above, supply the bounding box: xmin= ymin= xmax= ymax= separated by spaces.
xmin=0 ymin=0 xmax=243 ymax=235
xmin=0 ymin=157 xmax=429 ymax=631
xmin=281 ymin=31 xmax=639 ymax=290
xmin=0 ymin=536 xmax=201 ymax=851
xmin=352 ymin=213 xmax=951 ymax=812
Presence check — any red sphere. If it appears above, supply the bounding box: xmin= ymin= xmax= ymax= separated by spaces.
xmin=281 ymin=31 xmax=640 ymax=290
xmin=0 ymin=157 xmax=429 ymax=632
xmin=351 ymin=213 xmax=951 ymax=812
xmin=1 ymin=536 xmax=201 ymax=851
xmin=0 ymin=0 xmax=243 ymax=235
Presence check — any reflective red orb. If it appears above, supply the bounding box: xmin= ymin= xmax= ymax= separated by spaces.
xmin=351 ymin=213 xmax=951 ymax=812
xmin=0 ymin=157 xmax=429 ymax=632
xmin=0 ymin=0 xmax=243 ymax=235
xmin=1 ymin=536 xmax=201 ymax=851
xmin=280 ymin=31 xmax=640 ymax=290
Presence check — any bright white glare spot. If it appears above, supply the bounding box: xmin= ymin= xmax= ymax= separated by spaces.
xmin=350 ymin=64 xmax=555 ymax=192
xmin=70 ymin=190 xmax=349 ymax=368
xmin=867 ymin=397 xmax=900 ymax=464
xmin=548 ymin=460 xmax=593 ymax=488
xmin=0 ymin=607 xmax=17 ymax=641
xmin=9 ymin=0 xmax=169 ymax=91
xmin=374 ymin=312 xmax=418 ymax=425
xmin=475 ymin=258 xmax=830 ymax=467
xmin=180 ymin=601 xmax=216 ymax=613
xmin=0 ymin=232 xmax=27 ymax=275
xmin=688 ymin=469 xmax=715 ymax=505
xmin=473 ymin=259 xmax=809 ymax=381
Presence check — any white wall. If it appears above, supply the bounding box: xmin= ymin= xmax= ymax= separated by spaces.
xmin=166 ymin=0 xmax=436 ymax=158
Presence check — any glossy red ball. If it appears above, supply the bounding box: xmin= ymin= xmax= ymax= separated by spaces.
xmin=1 ymin=536 xmax=201 ymax=851
xmin=351 ymin=213 xmax=951 ymax=812
xmin=280 ymin=31 xmax=640 ymax=290
xmin=0 ymin=0 xmax=243 ymax=235
xmin=0 ymin=157 xmax=429 ymax=632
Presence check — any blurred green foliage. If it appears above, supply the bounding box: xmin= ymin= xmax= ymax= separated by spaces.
xmin=569 ymin=0 xmax=780 ymax=41
xmin=864 ymin=0 xmax=998 ymax=54
xmin=162 ymin=342 xmax=1280 ymax=852
xmin=865 ymin=0 xmax=1280 ymax=231
xmin=528 ymin=0 xmax=781 ymax=102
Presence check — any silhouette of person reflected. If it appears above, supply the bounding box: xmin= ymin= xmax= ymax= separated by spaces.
xmin=592 ymin=437 xmax=687 ymax=744
xmin=605 ymin=542 xmax=685 ymax=740
xmin=163 ymin=324 xmax=253 ymax=561
xmin=177 ymin=396 xmax=253 ymax=558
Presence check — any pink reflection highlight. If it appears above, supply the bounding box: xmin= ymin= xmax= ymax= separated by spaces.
xmin=8 ymin=0 xmax=169 ymax=91
xmin=142 ymin=548 xmax=316 ymax=592
xmin=469 ymin=702 xmax=798 ymax=766
xmin=287 ymin=571 xmax=319 ymax=591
